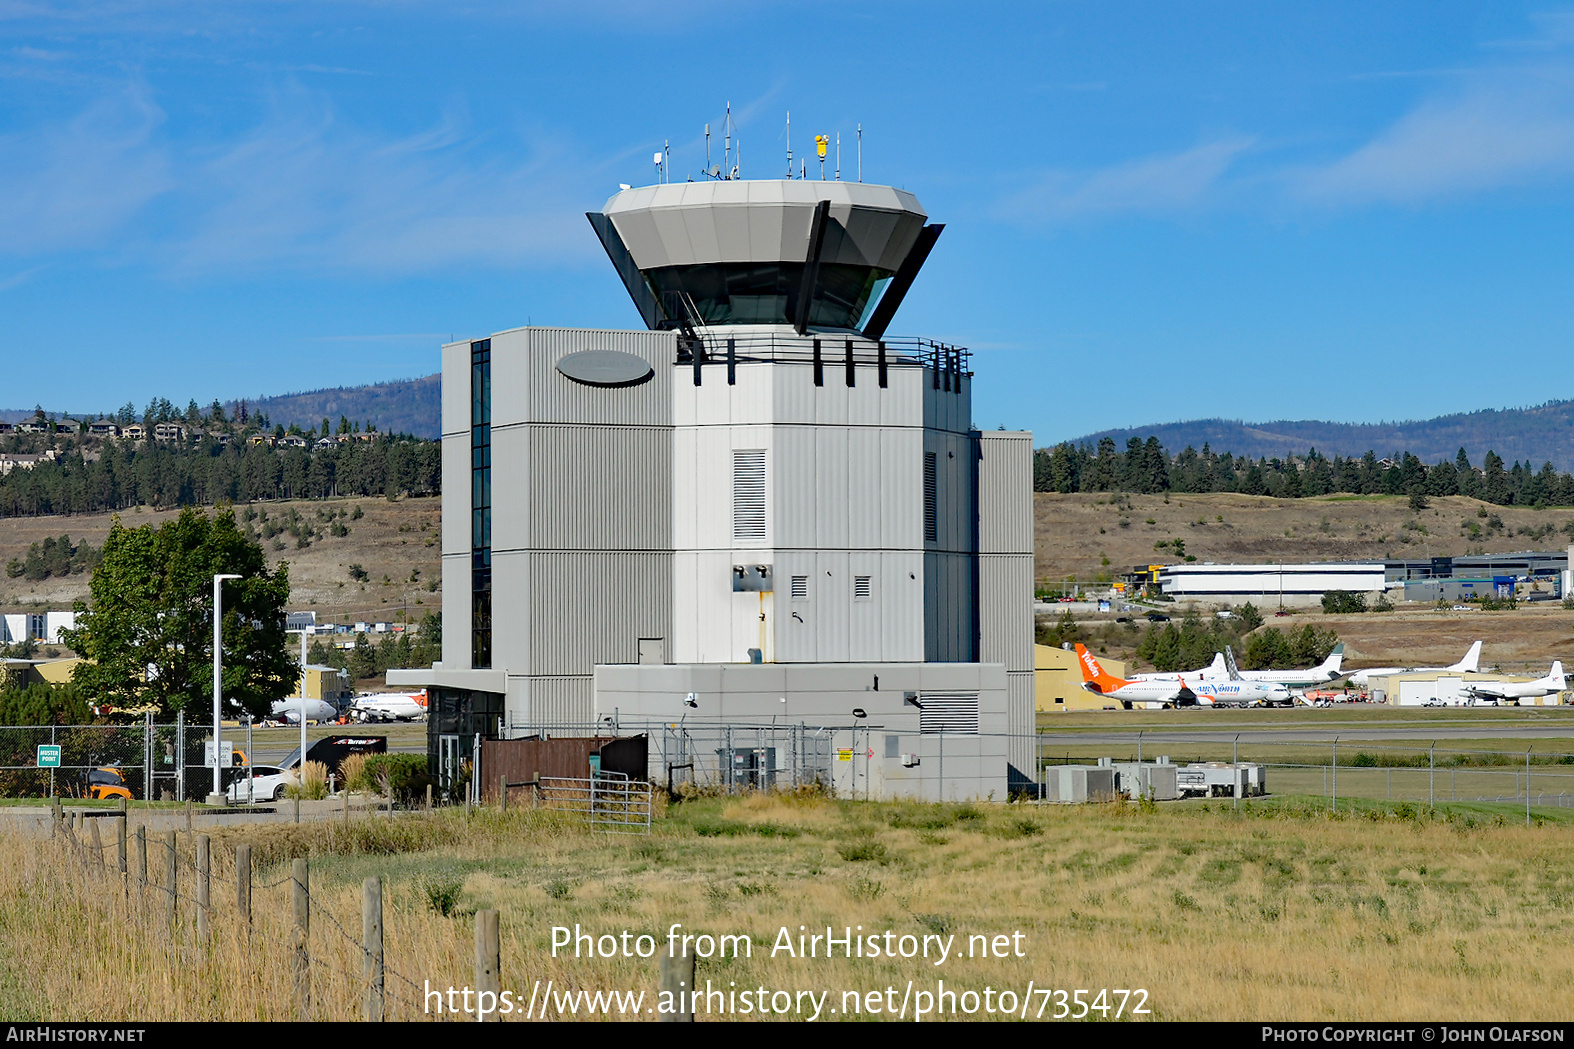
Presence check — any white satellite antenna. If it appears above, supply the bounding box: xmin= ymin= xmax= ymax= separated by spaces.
xmin=784 ymin=111 xmax=792 ymax=178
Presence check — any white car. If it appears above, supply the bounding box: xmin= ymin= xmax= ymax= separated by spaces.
xmin=226 ymin=765 xmax=295 ymax=804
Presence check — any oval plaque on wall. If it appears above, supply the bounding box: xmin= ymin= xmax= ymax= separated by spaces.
xmin=555 ymin=349 xmax=654 ymax=388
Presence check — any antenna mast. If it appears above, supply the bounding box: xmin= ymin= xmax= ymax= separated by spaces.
xmin=835 ymin=131 xmax=841 ymax=181
xmin=785 ymin=111 xmax=792 ymax=178
xmin=857 ymin=124 xmax=862 ymax=183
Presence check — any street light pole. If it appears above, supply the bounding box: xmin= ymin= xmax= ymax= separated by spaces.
xmin=211 ymin=573 xmax=241 ymax=804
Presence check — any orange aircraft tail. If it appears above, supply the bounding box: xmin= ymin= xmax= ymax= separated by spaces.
xmin=1073 ymin=643 xmax=1131 ymax=694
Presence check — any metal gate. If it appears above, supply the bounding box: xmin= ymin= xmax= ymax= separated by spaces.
xmin=538 ymin=771 xmax=652 ymax=834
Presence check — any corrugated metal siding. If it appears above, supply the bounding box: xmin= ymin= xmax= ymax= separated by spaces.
xmin=529 ymin=426 xmax=671 ymax=550
xmin=489 ymin=548 xmax=531 ymax=675
xmin=519 ymin=676 xmax=596 ymax=725
xmin=528 ymin=551 xmax=672 ymax=676
xmin=925 ymin=551 xmax=976 ymax=663
xmin=813 ymin=427 xmax=850 ymax=549
xmin=773 ymin=427 xmax=813 ymax=549
xmin=519 ymin=328 xmax=675 ymax=426
xmin=921 ymin=372 xmax=972 ymax=436
xmin=978 ymin=553 xmax=1033 ymax=672
xmin=489 ymin=423 xmax=531 ymax=554
xmin=881 ymin=428 xmax=922 ymax=548
xmin=977 ymin=431 xmax=1033 ymax=555
xmin=922 ymin=430 xmax=976 ymax=554
xmin=1007 ymin=671 xmax=1034 ymax=780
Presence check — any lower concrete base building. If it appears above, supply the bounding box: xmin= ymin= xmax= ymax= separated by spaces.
xmin=594 ymin=660 xmax=1010 ymax=801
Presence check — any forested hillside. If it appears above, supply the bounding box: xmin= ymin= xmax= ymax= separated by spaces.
xmin=1035 ymin=438 xmax=1574 ymax=507
xmin=1065 ymin=400 xmax=1574 ymax=474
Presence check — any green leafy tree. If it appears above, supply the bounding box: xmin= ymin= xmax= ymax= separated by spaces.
xmin=61 ymin=508 xmax=296 ymax=719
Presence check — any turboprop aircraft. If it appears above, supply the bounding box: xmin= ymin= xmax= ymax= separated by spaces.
xmin=1347 ymin=641 xmax=1481 ymax=688
xmin=1460 ymin=662 xmax=1566 ymax=705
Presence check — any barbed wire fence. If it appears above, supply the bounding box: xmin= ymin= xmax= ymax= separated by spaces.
xmin=45 ymin=800 xmax=455 ymax=1022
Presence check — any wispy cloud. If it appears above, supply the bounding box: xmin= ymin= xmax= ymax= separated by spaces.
xmin=1003 ymin=137 xmax=1254 ymax=223
xmin=0 ymin=82 xmax=173 ymax=254
xmin=165 ymin=87 xmax=594 ymax=274
xmin=1291 ymin=76 xmax=1574 ymax=204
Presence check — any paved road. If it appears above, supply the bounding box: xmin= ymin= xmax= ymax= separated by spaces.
xmin=1039 ymin=720 xmax=1574 ymax=746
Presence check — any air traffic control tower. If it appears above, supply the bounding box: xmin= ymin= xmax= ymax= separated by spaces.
xmin=389 ymin=177 xmax=1034 ymax=800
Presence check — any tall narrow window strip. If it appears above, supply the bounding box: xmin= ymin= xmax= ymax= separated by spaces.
xmin=471 ymin=339 xmax=492 ymax=669
xmin=924 ymin=452 xmax=938 ymax=542
xmin=733 ymin=449 xmax=767 ymax=542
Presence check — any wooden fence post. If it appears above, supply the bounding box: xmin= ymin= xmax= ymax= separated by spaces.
xmin=425 ymin=784 xmax=432 ymax=812
xmin=499 ymin=774 xmax=508 ymax=812
xmin=363 ymin=877 xmax=384 ymax=1022
xmin=90 ymin=818 xmax=105 ymax=871
xmin=661 ymin=937 xmax=695 ymax=1022
xmin=474 ymin=909 xmax=500 ymax=1022
xmin=236 ymin=844 xmax=252 ymax=943
xmin=196 ymin=834 xmax=211 ymax=946
xmin=292 ymin=858 xmax=310 ymax=1020
xmin=164 ymin=831 xmax=178 ymax=931
xmin=134 ymin=826 xmax=147 ymax=902
xmin=116 ymin=815 xmax=127 ymax=875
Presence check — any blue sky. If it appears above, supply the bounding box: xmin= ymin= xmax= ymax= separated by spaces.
xmin=2 ymin=2 xmax=1573 ymax=444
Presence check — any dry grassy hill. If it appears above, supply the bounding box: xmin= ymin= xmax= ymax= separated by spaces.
xmin=0 ymin=495 xmax=441 ymax=624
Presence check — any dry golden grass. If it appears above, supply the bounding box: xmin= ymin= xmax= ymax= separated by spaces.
xmin=4 ymin=798 xmax=1574 ymax=1021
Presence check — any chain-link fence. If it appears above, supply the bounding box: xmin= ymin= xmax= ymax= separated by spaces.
xmin=0 ymin=712 xmax=263 ymax=801
xmin=1035 ymin=734 xmax=1574 ymax=818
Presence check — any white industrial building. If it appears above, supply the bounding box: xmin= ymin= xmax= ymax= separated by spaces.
xmin=390 ymin=178 xmax=1034 ymax=800
xmin=1158 ymin=562 xmax=1387 ymax=607
xmin=0 ymin=611 xmax=76 ymax=646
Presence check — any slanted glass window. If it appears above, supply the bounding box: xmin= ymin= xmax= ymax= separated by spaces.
xmin=645 ymin=263 xmax=894 ymax=332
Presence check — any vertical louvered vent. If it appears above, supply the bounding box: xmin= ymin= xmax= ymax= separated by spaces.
xmin=919 ymin=693 xmax=979 ymax=735
xmin=924 ymin=452 xmax=938 ymax=542
xmin=854 ymin=575 xmax=872 ymax=599
xmin=733 ymin=449 xmax=766 ymax=542
xmin=791 ymin=575 xmax=809 ymax=600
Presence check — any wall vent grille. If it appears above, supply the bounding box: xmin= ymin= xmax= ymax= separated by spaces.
xmin=919 ymin=692 xmax=979 ymax=735
xmin=732 ymin=449 xmax=766 ymax=542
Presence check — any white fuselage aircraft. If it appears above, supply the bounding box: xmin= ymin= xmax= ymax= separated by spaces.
xmin=1075 ymin=644 xmax=1290 ymax=709
xmin=1136 ymin=645 xmax=1345 ymax=690
xmin=350 ymin=690 xmax=429 ymax=722
xmin=1347 ymin=641 xmax=1482 ymax=688
xmin=1460 ymin=662 xmax=1566 ymax=704
xmin=270 ymin=696 xmax=339 ymax=724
